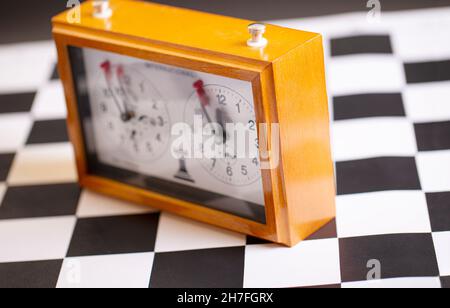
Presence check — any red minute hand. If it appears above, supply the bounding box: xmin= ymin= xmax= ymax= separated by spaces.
xmin=193 ymin=80 xmax=213 ymax=124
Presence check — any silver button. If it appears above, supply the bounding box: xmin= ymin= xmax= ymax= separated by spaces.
xmin=93 ymin=0 xmax=112 ymax=19
xmin=247 ymin=23 xmax=268 ymax=48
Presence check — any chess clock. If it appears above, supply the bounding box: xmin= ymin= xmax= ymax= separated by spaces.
xmin=53 ymin=0 xmax=335 ymax=246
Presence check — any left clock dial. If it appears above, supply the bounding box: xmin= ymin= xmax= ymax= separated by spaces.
xmin=90 ymin=60 xmax=171 ymax=162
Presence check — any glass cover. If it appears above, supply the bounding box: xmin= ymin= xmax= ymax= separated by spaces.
xmin=69 ymin=46 xmax=266 ymax=223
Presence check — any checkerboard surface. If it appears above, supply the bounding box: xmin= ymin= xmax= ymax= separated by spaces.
xmin=0 ymin=8 xmax=449 ymax=288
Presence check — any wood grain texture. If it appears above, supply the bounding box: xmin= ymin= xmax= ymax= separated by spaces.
xmin=272 ymin=35 xmax=336 ymax=245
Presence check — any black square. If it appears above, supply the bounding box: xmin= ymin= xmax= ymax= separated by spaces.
xmin=415 ymin=121 xmax=450 ymax=151
xmin=441 ymin=276 xmax=450 ymax=288
xmin=150 ymin=247 xmax=245 ymax=288
xmin=0 ymin=92 xmax=35 ymax=114
xmin=0 ymin=153 xmax=15 ymax=182
xmin=339 ymin=234 xmax=439 ymax=282
xmin=426 ymin=192 xmax=450 ymax=232
xmin=0 ymin=260 xmax=63 ymax=288
xmin=0 ymin=183 xmax=81 ymax=220
xmin=330 ymin=35 xmax=393 ymax=56
xmin=333 ymin=93 xmax=405 ymax=121
xmin=306 ymin=219 xmax=337 ymax=241
xmin=26 ymin=119 xmax=69 ymax=144
xmin=404 ymin=59 xmax=450 ymax=84
xmin=336 ymin=157 xmax=421 ymax=195
xmin=67 ymin=213 xmax=159 ymax=257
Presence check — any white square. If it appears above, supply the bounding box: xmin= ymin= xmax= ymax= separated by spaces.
xmin=336 ymin=191 xmax=431 ymax=238
xmin=57 ymin=253 xmax=154 ymax=288
xmin=0 ymin=41 xmax=56 ymax=93
xmin=432 ymin=232 xmax=450 ymax=276
xmin=342 ymin=277 xmax=441 ymax=288
xmin=155 ymin=213 xmax=246 ymax=253
xmin=392 ymin=13 xmax=450 ymax=62
xmin=332 ymin=118 xmax=417 ymax=161
xmin=0 ymin=113 xmax=32 ymax=153
xmin=416 ymin=150 xmax=450 ymax=192
xmin=76 ymin=190 xmax=157 ymax=218
xmin=0 ymin=216 xmax=76 ymax=263
xmin=7 ymin=143 xmax=78 ymax=186
xmin=403 ymin=82 xmax=450 ymax=123
xmin=329 ymin=55 xmax=405 ymax=96
xmin=244 ymin=239 xmax=341 ymax=288
xmin=32 ymin=81 xmax=67 ymax=120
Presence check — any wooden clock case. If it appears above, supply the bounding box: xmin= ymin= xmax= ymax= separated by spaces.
xmin=52 ymin=0 xmax=335 ymax=246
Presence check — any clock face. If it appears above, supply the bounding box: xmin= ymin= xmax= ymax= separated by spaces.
xmin=70 ymin=47 xmax=266 ymax=223
xmin=92 ymin=61 xmax=171 ymax=163
xmin=185 ymin=85 xmax=260 ymax=186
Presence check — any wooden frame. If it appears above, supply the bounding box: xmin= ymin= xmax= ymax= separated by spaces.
xmin=52 ymin=0 xmax=336 ymax=246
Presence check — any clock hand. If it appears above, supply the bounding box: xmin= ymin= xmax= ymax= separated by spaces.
xmin=193 ymin=80 xmax=213 ymax=124
xmin=116 ymin=65 xmax=136 ymax=120
xmin=194 ymin=79 xmax=227 ymax=148
xmin=193 ymin=80 xmax=229 ymax=146
xmin=215 ymin=108 xmax=230 ymax=145
xmin=100 ymin=61 xmax=132 ymax=122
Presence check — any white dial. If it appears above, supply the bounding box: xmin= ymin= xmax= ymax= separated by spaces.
xmin=185 ymin=83 xmax=261 ymax=186
xmin=92 ymin=61 xmax=171 ymax=163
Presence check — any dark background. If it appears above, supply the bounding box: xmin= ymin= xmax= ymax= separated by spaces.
xmin=1 ymin=0 xmax=450 ymax=44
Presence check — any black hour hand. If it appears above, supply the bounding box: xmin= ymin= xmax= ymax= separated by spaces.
xmin=215 ymin=108 xmax=231 ymax=144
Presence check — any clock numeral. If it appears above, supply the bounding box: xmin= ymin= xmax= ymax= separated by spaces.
xmin=100 ymin=102 xmax=107 ymax=112
xmin=211 ymin=158 xmax=217 ymax=169
xmin=252 ymin=158 xmax=259 ymax=166
xmin=248 ymin=120 xmax=256 ymax=131
xmin=158 ymin=116 xmax=164 ymax=127
xmin=103 ymin=88 xmax=113 ymax=98
xmin=114 ymin=87 xmax=125 ymax=96
xmin=146 ymin=142 xmax=153 ymax=153
xmin=241 ymin=165 xmax=248 ymax=176
xmin=226 ymin=166 xmax=233 ymax=177
xmin=217 ymin=94 xmax=226 ymax=105
xmin=236 ymin=103 xmax=241 ymax=114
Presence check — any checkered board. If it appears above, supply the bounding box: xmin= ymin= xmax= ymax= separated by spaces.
xmin=0 ymin=7 xmax=449 ymax=288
